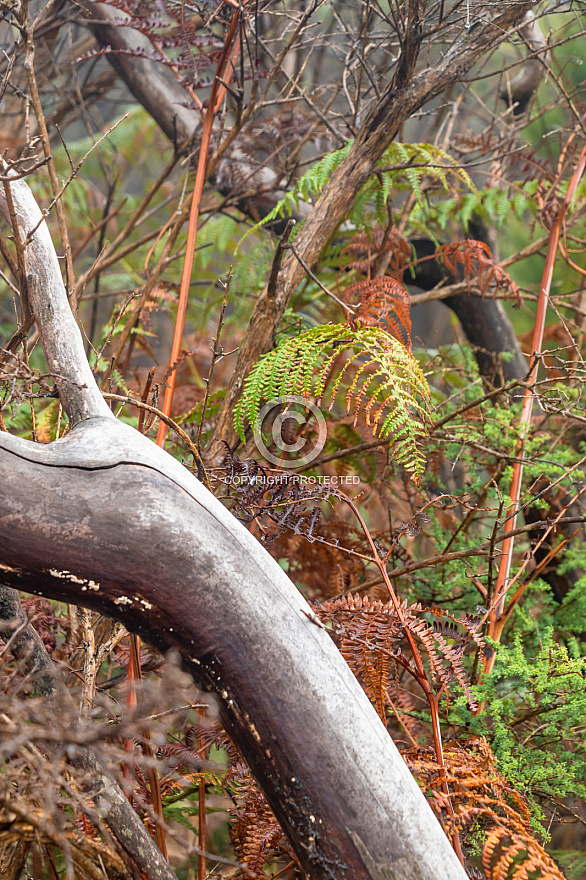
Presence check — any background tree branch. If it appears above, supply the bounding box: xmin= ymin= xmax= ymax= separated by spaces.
xmin=206 ymin=0 xmax=537 ymax=462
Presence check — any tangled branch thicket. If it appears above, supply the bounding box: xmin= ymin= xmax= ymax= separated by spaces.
xmin=2 ymin=0 xmax=586 ymax=878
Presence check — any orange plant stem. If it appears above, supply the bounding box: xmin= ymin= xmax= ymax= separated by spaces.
xmin=197 ymin=706 xmax=207 ymax=880
xmin=129 ymin=635 xmax=169 ymax=858
xmin=123 ymin=637 xmax=137 ymax=801
xmin=485 ymin=141 xmax=586 ymax=672
xmin=125 ymin=7 xmax=241 ymax=860
xmin=156 ymin=10 xmax=241 ymax=446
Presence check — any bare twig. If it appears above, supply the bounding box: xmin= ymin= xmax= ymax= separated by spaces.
xmin=24 ymin=21 xmax=75 ymax=296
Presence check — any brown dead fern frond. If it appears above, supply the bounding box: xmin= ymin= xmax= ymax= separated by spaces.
xmin=229 ymin=779 xmax=296 ymax=880
xmin=159 ymin=721 xmax=298 ymax=879
xmin=191 ymin=724 xmax=298 ymax=879
xmin=313 ymin=595 xmax=484 ymax=719
xmin=339 ymin=229 xmax=411 ymax=280
xmin=269 ymin=521 xmax=366 ymax=599
xmin=435 ymin=240 xmax=522 ymax=305
xmin=314 ymin=594 xmax=403 ymax=720
xmin=404 ymin=737 xmax=567 ymax=880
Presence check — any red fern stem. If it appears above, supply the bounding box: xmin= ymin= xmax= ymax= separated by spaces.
xmin=484 ymin=138 xmax=586 ymax=673
xmin=156 ymin=7 xmax=241 ymax=445
xmin=341 ymin=493 xmax=465 ymax=866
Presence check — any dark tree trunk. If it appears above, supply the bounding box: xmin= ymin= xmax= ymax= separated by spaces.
xmin=408 ymin=237 xmax=528 ymax=390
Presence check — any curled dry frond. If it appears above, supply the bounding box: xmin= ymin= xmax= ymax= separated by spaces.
xmin=339 ymin=229 xmax=411 ymax=280
xmin=219 ymin=444 xmax=338 ymax=544
xmin=229 ymin=781 xmax=295 ymax=880
xmin=436 ymin=240 xmax=522 ymax=306
xmin=342 ymin=276 xmax=412 ymax=350
xmin=404 ymin=738 xmax=567 ymax=880
xmin=312 ymin=595 xmax=484 ymax=718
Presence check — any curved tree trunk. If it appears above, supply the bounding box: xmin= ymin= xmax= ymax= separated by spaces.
xmin=0 ymin=170 xmax=467 ymax=880
xmin=0 ymin=420 xmax=465 ymax=880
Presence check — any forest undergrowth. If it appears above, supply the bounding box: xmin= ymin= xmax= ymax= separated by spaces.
xmin=2 ymin=1 xmax=586 ymax=878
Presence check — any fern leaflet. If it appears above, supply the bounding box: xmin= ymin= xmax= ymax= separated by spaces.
xmin=236 ymin=140 xmax=478 ymax=248
xmin=234 ymin=323 xmax=432 ymax=484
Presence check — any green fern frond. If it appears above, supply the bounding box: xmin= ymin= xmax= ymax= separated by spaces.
xmin=236 ymin=139 xmax=478 ymax=249
xmin=457 ymin=193 xmax=478 ymax=232
xmin=235 ymin=141 xmax=353 ymax=251
xmin=234 ymin=324 xmax=432 ymax=484
xmin=380 ymin=142 xmax=476 ymax=198
xmin=302 ymin=140 xmax=353 ymax=194
xmin=424 ymin=179 xmax=537 ymax=232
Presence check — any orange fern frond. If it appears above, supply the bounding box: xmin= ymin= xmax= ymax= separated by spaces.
xmin=435 ymin=240 xmax=522 ymax=305
xmin=339 ymin=228 xmax=411 ymax=280
xmin=343 ymin=276 xmax=413 ymax=349
xmin=404 ymin=738 xmax=567 ymax=880
xmin=314 ymin=594 xmax=403 ymax=720
xmin=268 ymin=522 xmax=366 ymax=599
xmin=75 ymin=811 xmax=97 ymax=839
xmin=229 ymin=775 xmax=297 ymax=879
xmin=313 ymin=596 xmax=483 ymax=715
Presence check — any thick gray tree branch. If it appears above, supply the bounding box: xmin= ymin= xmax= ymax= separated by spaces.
xmin=499 ymin=10 xmax=550 ymax=115
xmin=0 ymin=174 xmax=111 ymax=425
xmin=0 ymin=172 xmax=467 ymax=878
xmin=0 ymin=587 xmax=61 ymax=698
xmin=75 ymin=1 xmax=292 ymax=220
xmin=75 ymin=0 xmax=201 ymax=147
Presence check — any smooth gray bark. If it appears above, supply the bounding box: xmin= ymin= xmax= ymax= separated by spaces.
xmin=0 ymin=170 xmax=468 ymax=879
xmin=0 ymin=419 xmax=467 ymax=880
